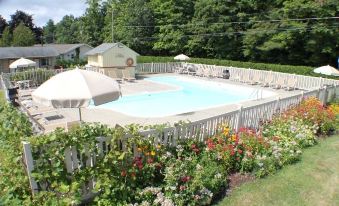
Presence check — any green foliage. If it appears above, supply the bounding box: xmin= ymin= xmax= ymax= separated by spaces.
xmin=9 ymin=69 xmax=57 ymax=86
xmin=12 ymin=22 xmax=36 ymax=46
xmin=43 ymin=19 xmax=56 ymax=44
xmin=81 ymin=0 xmax=105 ymax=46
xmin=56 ymin=58 xmax=87 ymax=68
xmin=55 ymin=15 xmax=81 ymax=44
xmin=0 ymin=27 xmax=12 ymax=46
xmin=0 ymin=101 xmax=33 ymax=205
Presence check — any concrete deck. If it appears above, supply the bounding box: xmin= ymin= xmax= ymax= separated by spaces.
xmin=37 ymin=74 xmax=302 ymax=128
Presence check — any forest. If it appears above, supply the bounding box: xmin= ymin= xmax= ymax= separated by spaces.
xmin=0 ymin=0 xmax=338 ymax=67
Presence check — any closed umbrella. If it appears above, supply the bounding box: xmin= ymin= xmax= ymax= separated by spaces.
xmin=313 ymin=65 xmax=339 ymax=76
xmin=10 ymin=57 xmax=36 ymax=69
xmin=32 ymin=68 xmax=121 ymax=121
xmin=174 ymin=54 xmax=190 ymax=61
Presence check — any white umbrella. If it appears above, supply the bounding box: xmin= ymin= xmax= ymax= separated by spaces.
xmin=174 ymin=54 xmax=190 ymax=61
xmin=313 ymin=65 xmax=339 ymax=76
xmin=32 ymin=68 xmax=121 ymax=121
xmin=9 ymin=57 xmax=36 ymax=69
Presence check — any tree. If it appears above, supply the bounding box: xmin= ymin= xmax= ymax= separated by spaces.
xmin=9 ymin=10 xmax=42 ymax=44
xmin=81 ymin=0 xmax=105 ymax=46
xmin=0 ymin=27 xmax=12 ymax=46
xmin=150 ymin=0 xmax=196 ymax=55
xmin=43 ymin=19 xmax=56 ymax=43
xmin=55 ymin=15 xmax=80 ymax=44
xmin=103 ymin=0 xmax=155 ymax=54
xmin=0 ymin=15 xmax=8 ymax=36
xmin=12 ymin=22 xmax=35 ymax=46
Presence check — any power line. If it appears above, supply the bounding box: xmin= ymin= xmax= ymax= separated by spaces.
xmin=120 ymin=16 xmax=339 ymax=28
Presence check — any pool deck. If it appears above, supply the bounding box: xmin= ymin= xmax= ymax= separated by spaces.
xmin=41 ymin=74 xmax=302 ymax=128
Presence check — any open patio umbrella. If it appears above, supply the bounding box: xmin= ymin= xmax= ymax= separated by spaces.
xmin=174 ymin=54 xmax=190 ymax=61
xmin=32 ymin=68 xmax=121 ymax=121
xmin=313 ymin=65 xmax=339 ymax=76
xmin=10 ymin=57 xmax=36 ymax=69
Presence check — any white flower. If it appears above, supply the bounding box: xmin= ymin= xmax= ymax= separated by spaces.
xmin=196 ymin=164 xmax=203 ymax=170
xmin=258 ymin=162 xmax=264 ymax=167
xmin=215 ymin=173 xmax=222 ymax=179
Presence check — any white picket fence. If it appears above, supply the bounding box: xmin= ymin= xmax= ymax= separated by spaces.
xmin=22 ymin=83 xmax=337 ymax=198
xmin=136 ymin=63 xmax=339 ymax=90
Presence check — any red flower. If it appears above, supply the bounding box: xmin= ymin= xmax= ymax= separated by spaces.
xmin=121 ymin=170 xmax=127 ymax=177
xmin=181 ymin=176 xmax=191 ymax=183
xmin=237 ymin=149 xmax=243 ymax=154
xmin=180 ymin=185 xmax=186 ymax=191
xmin=147 ymin=158 xmax=154 ymax=164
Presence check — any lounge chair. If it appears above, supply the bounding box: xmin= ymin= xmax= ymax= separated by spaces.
xmin=248 ymin=73 xmax=261 ymax=85
xmin=261 ymin=74 xmax=274 ymax=87
xmin=240 ymin=73 xmax=252 ymax=84
xmin=122 ymin=70 xmax=136 ymax=82
xmin=108 ymin=71 xmax=123 ymax=83
xmin=284 ymin=76 xmax=297 ymax=91
xmin=271 ymin=77 xmax=286 ymax=89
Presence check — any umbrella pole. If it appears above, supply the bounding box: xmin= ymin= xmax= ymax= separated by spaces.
xmin=78 ymin=108 xmax=82 ymax=122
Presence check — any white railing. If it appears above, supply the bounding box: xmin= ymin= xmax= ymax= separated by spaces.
xmin=136 ymin=63 xmax=339 ymax=90
xmin=22 ymin=84 xmax=337 ymax=198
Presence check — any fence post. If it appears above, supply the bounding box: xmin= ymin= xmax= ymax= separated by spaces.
xmin=323 ymin=86 xmax=328 ymax=104
xmin=316 ymin=87 xmax=321 ymax=99
xmin=236 ymin=105 xmax=243 ymax=132
xmin=319 ymin=77 xmax=323 ymax=88
xmin=151 ymin=62 xmax=154 ymax=73
xmin=274 ymin=97 xmax=281 ymax=114
xmin=22 ymin=141 xmax=38 ymax=195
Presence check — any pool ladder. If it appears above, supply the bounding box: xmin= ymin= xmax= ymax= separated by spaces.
xmin=250 ymin=88 xmax=263 ymax=100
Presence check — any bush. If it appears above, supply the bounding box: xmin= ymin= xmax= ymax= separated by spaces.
xmin=137 ymin=56 xmax=339 ymax=79
xmin=56 ymin=59 xmax=87 ymax=68
xmin=0 ymin=97 xmax=337 ymax=205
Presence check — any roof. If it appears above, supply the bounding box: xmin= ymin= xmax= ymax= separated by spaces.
xmin=35 ymin=43 xmax=93 ymax=55
xmin=85 ymin=42 xmax=140 ymax=56
xmin=0 ymin=46 xmax=59 ymax=59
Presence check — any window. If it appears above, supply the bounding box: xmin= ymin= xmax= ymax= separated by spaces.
xmin=40 ymin=58 xmax=49 ymax=67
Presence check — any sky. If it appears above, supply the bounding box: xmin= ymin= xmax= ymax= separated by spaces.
xmin=0 ymin=0 xmax=87 ymax=27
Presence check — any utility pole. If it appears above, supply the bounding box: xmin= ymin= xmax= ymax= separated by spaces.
xmin=111 ymin=4 xmax=114 ymax=43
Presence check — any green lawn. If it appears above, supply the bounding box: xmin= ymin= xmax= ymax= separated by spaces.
xmin=218 ymin=136 xmax=339 ymax=206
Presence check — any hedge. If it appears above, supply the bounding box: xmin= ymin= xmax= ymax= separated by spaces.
xmin=137 ymin=56 xmax=339 ymax=80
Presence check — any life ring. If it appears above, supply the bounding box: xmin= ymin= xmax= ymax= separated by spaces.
xmin=126 ymin=58 xmax=134 ymax=66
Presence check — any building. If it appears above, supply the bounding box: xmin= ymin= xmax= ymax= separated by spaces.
xmin=40 ymin=44 xmax=93 ymax=61
xmin=0 ymin=47 xmax=59 ymax=73
xmin=86 ymin=42 xmax=140 ymax=77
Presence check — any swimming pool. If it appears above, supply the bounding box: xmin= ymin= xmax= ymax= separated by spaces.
xmin=96 ymin=76 xmax=277 ymax=117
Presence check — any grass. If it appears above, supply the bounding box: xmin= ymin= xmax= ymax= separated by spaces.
xmin=218 ymin=135 xmax=339 ymax=206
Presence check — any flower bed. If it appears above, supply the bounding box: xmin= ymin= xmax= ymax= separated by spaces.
xmin=19 ymin=97 xmax=336 ymax=205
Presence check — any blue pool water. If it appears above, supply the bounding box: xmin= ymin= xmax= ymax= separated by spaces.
xmin=96 ymin=76 xmax=276 ymax=117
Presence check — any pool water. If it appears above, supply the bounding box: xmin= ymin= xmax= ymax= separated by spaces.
xmin=96 ymin=76 xmax=276 ymax=117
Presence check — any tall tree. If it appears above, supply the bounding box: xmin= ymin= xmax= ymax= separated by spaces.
xmin=0 ymin=27 xmax=12 ymax=47
xmin=9 ymin=10 xmax=43 ymax=44
xmin=12 ymin=22 xmax=35 ymax=46
xmin=0 ymin=15 xmax=8 ymax=36
xmin=81 ymin=0 xmax=105 ymax=46
xmin=103 ymin=0 xmax=155 ymax=54
xmin=43 ymin=19 xmax=56 ymax=43
xmin=55 ymin=15 xmax=80 ymax=44
xmin=150 ymin=0 xmax=196 ymax=55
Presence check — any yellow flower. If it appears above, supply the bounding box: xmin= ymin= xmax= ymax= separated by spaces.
xmin=151 ymin=151 xmax=156 ymax=156
xmin=231 ymin=134 xmax=237 ymax=141
xmin=137 ymin=147 xmax=142 ymax=152
xmin=223 ymin=127 xmax=230 ymax=136
xmin=156 ymin=144 xmax=161 ymax=149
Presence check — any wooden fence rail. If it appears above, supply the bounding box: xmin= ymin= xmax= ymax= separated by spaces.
xmin=22 ymin=84 xmax=337 ymax=198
